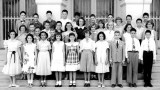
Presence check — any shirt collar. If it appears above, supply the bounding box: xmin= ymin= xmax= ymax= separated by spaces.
xmin=77 ymin=26 xmax=85 ymax=29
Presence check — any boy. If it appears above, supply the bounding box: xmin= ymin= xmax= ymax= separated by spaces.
xmin=90 ymin=24 xmax=98 ymax=41
xmin=142 ymin=12 xmax=150 ymax=27
xmin=32 ymin=13 xmax=43 ymax=30
xmin=15 ymin=11 xmax=30 ymax=34
xmin=28 ymin=23 xmax=35 ymax=35
xmin=60 ymin=9 xmax=72 ymax=31
xmin=110 ymin=31 xmax=125 ymax=88
xmin=114 ymin=17 xmax=124 ymax=38
xmin=135 ymin=18 xmax=145 ymax=44
xmin=48 ymin=29 xmax=56 ymax=45
xmin=126 ymin=15 xmax=132 ymax=25
xmin=43 ymin=10 xmax=56 ymax=29
xmin=126 ymin=28 xmax=141 ymax=87
xmin=42 ymin=21 xmax=51 ymax=38
xmin=88 ymin=14 xmax=98 ymax=30
xmin=72 ymin=12 xmax=80 ymax=28
xmin=140 ymin=30 xmax=156 ymax=87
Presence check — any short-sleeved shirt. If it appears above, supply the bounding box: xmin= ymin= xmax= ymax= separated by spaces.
xmin=4 ymin=39 xmax=22 ymax=51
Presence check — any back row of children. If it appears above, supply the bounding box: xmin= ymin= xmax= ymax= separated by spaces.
xmin=2 ymin=10 xmax=157 ymax=88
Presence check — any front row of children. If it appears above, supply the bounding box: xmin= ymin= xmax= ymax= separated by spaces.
xmin=2 ymin=28 xmax=156 ymax=88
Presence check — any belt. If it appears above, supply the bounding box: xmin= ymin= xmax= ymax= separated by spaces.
xmin=128 ymin=51 xmax=139 ymax=53
xmin=10 ymin=51 xmax=16 ymax=63
xmin=144 ymin=50 xmax=153 ymax=52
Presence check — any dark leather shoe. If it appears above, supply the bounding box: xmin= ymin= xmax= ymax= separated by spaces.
xmin=87 ymin=83 xmax=90 ymax=87
xmin=69 ymin=84 xmax=72 ymax=87
xmin=84 ymin=83 xmax=87 ymax=87
xmin=132 ymin=83 xmax=137 ymax=87
xmin=118 ymin=84 xmax=123 ymax=88
xmin=144 ymin=83 xmax=148 ymax=87
xmin=111 ymin=84 xmax=116 ymax=88
xmin=148 ymin=83 xmax=153 ymax=87
xmin=129 ymin=83 xmax=132 ymax=87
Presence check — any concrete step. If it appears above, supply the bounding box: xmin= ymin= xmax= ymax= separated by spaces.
xmin=0 ymin=87 xmax=160 ymax=90
xmin=0 ymin=80 xmax=160 ymax=87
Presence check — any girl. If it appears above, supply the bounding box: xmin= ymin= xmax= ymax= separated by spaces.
xmin=2 ymin=30 xmax=22 ymax=87
xmin=97 ymin=20 xmax=105 ymax=33
xmin=105 ymin=22 xmax=115 ymax=43
xmin=62 ymin=22 xmax=77 ymax=43
xmin=17 ymin=25 xmax=28 ymax=44
xmin=36 ymin=31 xmax=51 ymax=87
xmin=80 ymin=30 xmax=95 ymax=87
xmin=95 ymin=32 xmax=109 ymax=88
xmin=122 ymin=24 xmax=133 ymax=44
xmin=22 ymin=34 xmax=37 ymax=87
xmin=65 ymin=33 xmax=79 ymax=87
xmin=51 ymin=33 xmax=65 ymax=87
xmin=34 ymin=27 xmax=41 ymax=43
xmin=114 ymin=17 xmax=124 ymax=38
xmin=75 ymin=17 xmax=87 ymax=41
xmin=55 ymin=21 xmax=63 ymax=34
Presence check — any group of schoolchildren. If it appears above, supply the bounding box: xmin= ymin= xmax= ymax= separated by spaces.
xmin=2 ymin=9 xmax=157 ymax=88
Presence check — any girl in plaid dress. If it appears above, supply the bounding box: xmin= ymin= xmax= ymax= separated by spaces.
xmin=65 ymin=33 xmax=79 ymax=87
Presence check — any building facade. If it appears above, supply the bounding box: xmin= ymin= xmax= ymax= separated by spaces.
xmin=0 ymin=0 xmax=158 ymax=48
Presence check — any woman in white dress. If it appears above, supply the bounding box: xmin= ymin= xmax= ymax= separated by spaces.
xmin=95 ymin=32 xmax=110 ymax=87
xmin=36 ymin=31 xmax=51 ymax=87
xmin=2 ymin=30 xmax=22 ymax=87
xmin=22 ymin=34 xmax=37 ymax=87
xmin=51 ymin=33 xmax=65 ymax=87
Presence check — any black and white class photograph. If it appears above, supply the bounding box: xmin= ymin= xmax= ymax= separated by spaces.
xmin=0 ymin=0 xmax=160 ymax=90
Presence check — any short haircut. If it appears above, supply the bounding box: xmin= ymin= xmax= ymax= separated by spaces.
xmin=19 ymin=25 xmax=27 ymax=31
xmin=145 ymin=20 xmax=154 ymax=28
xmin=136 ymin=18 xmax=142 ymax=23
xmin=76 ymin=17 xmax=86 ymax=26
xmin=35 ymin=27 xmax=41 ymax=31
xmin=108 ymin=14 xmax=113 ymax=17
xmin=62 ymin=9 xmax=68 ymax=14
xmin=69 ymin=32 xmax=76 ymax=42
xmin=84 ymin=29 xmax=91 ymax=35
xmin=90 ymin=14 xmax=96 ymax=18
xmin=29 ymin=23 xmax=35 ymax=26
xmin=74 ymin=12 xmax=80 ymax=17
xmin=25 ymin=34 xmax=34 ymax=43
xmin=46 ymin=10 xmax=52 ymax=14
xmin=65 ymin=22 xmax=74 ymax=31
xmin=115 ymin=17 xmax=122 ymax=23
xmin=97 ymin=19 xmax=105 ymax=29
xmin=130 ymin=28 xmax=137 ymax=32
xmin=33 ymin=13 xmax=39 ymax=17
xmin=39 ymin=31 xmax=48 ymax=39
xmin=56 ymin=21 xmax=62 ymax=25
xmin=145 ymin=30 xmax=151 ymax=34
xmin=126 ymin=15 xmax=132 ymax=20
xmin=8 ymin=30 xmax=18 ymax=38
xmin=143 ymin=12 xmax=149 ymax=17
xmin=97 ymin=31 xmax=106 ymax=41
xmin=114 ymin=30 xmax=120 ymax=34
xmin=44 ymin=21 xmax=50 ymax=25
xmin=20 ymin=11 xmax=26 ymax=15
xmin=124 ymin=24 xmax=132 ymax=32
xmin=55 ymin=32 xmax=63 ymax=41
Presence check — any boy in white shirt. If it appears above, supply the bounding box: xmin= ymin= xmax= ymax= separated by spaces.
xmin=126 ymin=28 xmax=141 ymax=87
xmin=140 ymin=30 xmax=156 ymax=87
xmin=60 ymin=9 xmax=72 ymax=31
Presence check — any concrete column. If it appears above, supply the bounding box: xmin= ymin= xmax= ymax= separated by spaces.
xmin=35 ymin=0 xmax=67 ymax=22
xmin=0 ymin=0 xmax=3 ymax=48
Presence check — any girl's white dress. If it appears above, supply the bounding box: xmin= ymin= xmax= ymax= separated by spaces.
xmin=51 ymin=41 xmax=65 ymax=72
xmin=22 ymin=43 xmax=36 ymax=73
xmin=36 ymin=40 xmax=51 ymax=75
xmin=2 ymin=39 xmax=22 ymax=76
xmin=95 ymin=40 xmax=109 ymax=73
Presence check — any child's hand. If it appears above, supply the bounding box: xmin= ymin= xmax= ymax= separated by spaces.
xmin=105 ymin=60 xmax=108 ymax=65
xmin=95 ymin=61 xmax=98 ymax=66
xmin=4 ymin=61 xmax=7 ymax=65
xmin=127 ymin=58 xmax=130 ymax=64
xmin=122 ymin=60 xmax=125 ymax=64
xmin=153 ymin=60 xmax=156 ymax=64
xmin=110 ymin=60 xmax=113 ymax=65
